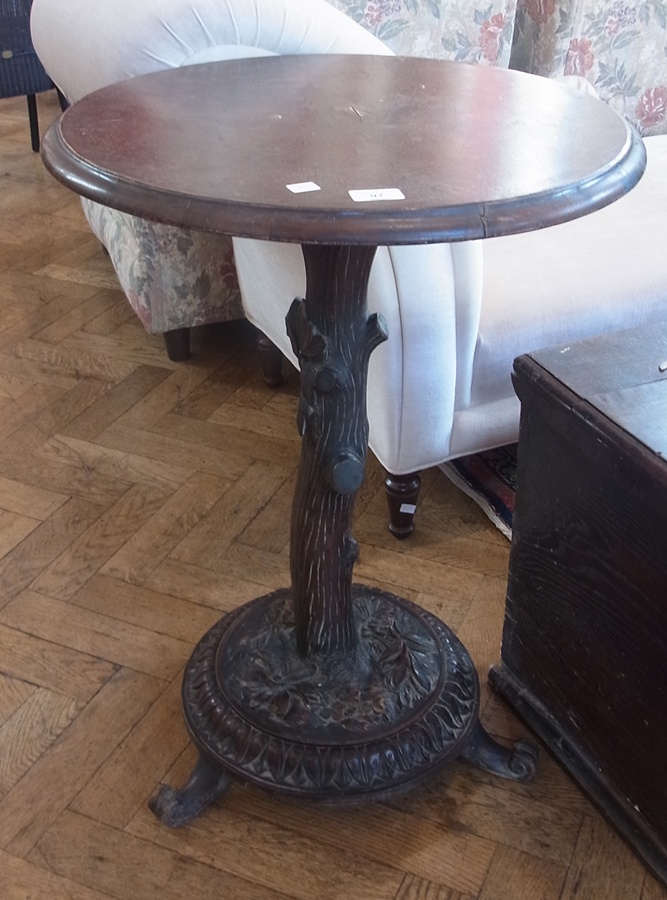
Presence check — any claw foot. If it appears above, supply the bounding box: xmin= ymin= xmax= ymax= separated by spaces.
xmin=460 ymin=721 xmax=538 ymax=782
xmin=148 ymin=754 xmax=233 ymax=828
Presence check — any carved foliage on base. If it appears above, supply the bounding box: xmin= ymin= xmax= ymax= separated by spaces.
xmin=182 ymin=587 xmax=479 ymax=798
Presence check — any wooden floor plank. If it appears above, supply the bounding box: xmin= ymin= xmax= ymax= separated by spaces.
xmin=0 ymin=591 xmax=192 ymax=680
xmin=33 ymin=289 xmax=121 ymax=345
xmin=643 ymin=874 xmax=667 ymax=899
xmin=559 ymin=814 xmax=647 ymax=900
xmin=0 ymin=689 xmax=81 ymax=792
xmin=28 ymin=482 xmax=173 ymax=600
xmin=60 ymin=364 xmax=174 ymax=442
xmin=0 ymin=623 xmax=116 ymax=703
xmin=0 ymin=848 xmax=113 ymax=900
xmin=70 ymin=574 xmax=221 ymax=643
xmin=395 ymin=875 xmax=475 ymax=900
xmin=169 ymin=459 xmax=293 ymax=569
xmin=390 ymin=766 xmax=582 ymax=868
xmin=36 ymin=432 xmax=191 ymax=492
xmin=151 ymin=410 xmax=301 ymax=465
xmin=0 ymin=668 xmax=163 ymax=857
xmin=69 ymin=674 xmax=190 ymax=829
xmin=143 ymin=555 xmax=279 ymax=611
xmin=127 ymin=802 xmax=405 ymax=900
xmin=0 ymin=510 xmax=41 ymax=561
xmin=0 ymin=499 xmax=106 ymax=605
xmin=222 ymin=788 xmax=495 ymax=895
xmin=32 ymin=810 xmax=294 ymax=900
xmin=0 ymin=474 xmax=68 ymax=520
xmin=0 ymin=675 xmax=36 ymax=727
xmin=478 ymin=845 xmax=566 ymax=900
xmin=100 ymin=471 xmax=231 ymax=585
xmin=97 ymin=420 xmax=251 ymax=481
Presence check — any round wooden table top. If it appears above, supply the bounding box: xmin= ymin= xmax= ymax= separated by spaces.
xmin=42 ymin=54 xmax=646 ymax=246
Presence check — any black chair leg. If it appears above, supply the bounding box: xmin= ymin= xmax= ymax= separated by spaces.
xmin=256 ymin=332 xmax=285 ymax=387
xmin=56 ymin=88 xmax=69 ymax=112
xmin=163 ymin=327 xmax=190 ymax=361
xmin=385 ymin=471 xmax=422 ymax=538
xmin=26 ymin=94 xmax=40 ymax=152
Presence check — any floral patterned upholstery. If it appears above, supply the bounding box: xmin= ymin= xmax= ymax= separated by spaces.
xmin=510 ymin=0 xmax=667 ymax=135
xmin=82 ymin=199 xmax=243 ymax=334
xmin=325 ymin=0 xmax=518 ymax=66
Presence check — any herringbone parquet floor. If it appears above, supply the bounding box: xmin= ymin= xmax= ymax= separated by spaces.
xmin=0 ymin=91 xmax=665 ymax=900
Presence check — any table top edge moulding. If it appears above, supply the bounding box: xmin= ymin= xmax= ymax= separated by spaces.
xmin=39 ymin=52 xmax=647 ymax=827
xmin=40 ymin=55 xmax=646 ymax=245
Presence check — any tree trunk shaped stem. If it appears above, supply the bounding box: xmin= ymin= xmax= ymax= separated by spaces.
xmin=287 ymin=244 xmax=387 ymax=656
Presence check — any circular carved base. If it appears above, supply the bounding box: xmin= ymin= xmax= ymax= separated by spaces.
xmin=181 ymin=585 xmax=480 ymax=801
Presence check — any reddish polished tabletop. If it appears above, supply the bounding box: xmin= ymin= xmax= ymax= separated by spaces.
xmin=41 ymin=54 xmax=645 ymax=246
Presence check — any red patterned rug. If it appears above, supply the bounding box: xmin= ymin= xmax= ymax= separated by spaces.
xmin=440 ymin=444 xmax=517 ymax=539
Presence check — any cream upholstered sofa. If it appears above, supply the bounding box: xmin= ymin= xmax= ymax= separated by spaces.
xmin=29 ymin=0 xmax=390 ymax=359
xmin=237 ymin=1 xmax=667 ymax=536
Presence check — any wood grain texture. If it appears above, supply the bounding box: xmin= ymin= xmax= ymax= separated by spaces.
xmin=0 ymin=91 xmax=660 ymax=898
xmin=497 ymin=338 xmax=667 ymax=883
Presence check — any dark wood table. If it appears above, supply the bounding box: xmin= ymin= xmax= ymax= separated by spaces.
xmin=491 ymin=323 xmax=667 ymax=884
xmin=41 ymin=54 xmax=646 ymax=826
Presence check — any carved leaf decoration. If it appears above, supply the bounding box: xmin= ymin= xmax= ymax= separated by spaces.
xmin=377 ymin=626 xmax=439 ymax=704
xmin=182 ymin=593 xmax=483 ymax=797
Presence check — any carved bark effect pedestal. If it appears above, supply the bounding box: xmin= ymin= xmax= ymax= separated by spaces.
xmin=286 ymin=245 xmax=386 ymax=655
xmin=150 ymin=245 xmax=537 ymax=827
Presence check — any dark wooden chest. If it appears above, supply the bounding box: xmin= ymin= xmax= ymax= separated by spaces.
xmin=490 ymin=321 xmax=667 ymax=884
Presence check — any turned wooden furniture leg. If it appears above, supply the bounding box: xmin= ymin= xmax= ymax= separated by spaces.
xmin=256 ymin=331 xmax=285 ymax=387
xmin=385 ymin=471 xmax=422 ymax=539
xmin=163 ymin=327 xmax=190 ymax=361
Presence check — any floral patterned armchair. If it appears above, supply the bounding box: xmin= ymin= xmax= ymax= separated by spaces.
xmin=510 ymin=0 xmax=667 ymax=136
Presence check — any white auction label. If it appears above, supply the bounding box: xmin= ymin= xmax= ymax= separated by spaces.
xmin=348 ymin=188 xmax=405 ymax=202
xmin=286 ymin=181 xmax=321 ymax=193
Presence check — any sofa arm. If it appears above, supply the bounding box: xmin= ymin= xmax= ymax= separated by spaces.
xmin=31 ymin=0 xmax=390 ymax=102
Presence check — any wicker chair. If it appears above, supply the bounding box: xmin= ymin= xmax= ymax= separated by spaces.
xmin=0 ymin=0 xmax=55 ymax=150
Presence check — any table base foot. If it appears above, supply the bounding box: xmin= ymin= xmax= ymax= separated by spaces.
xmin=148 ymin=755 xmax=233 ymax=828
xmin=460 ymin=720 xmax=538 ymax=782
